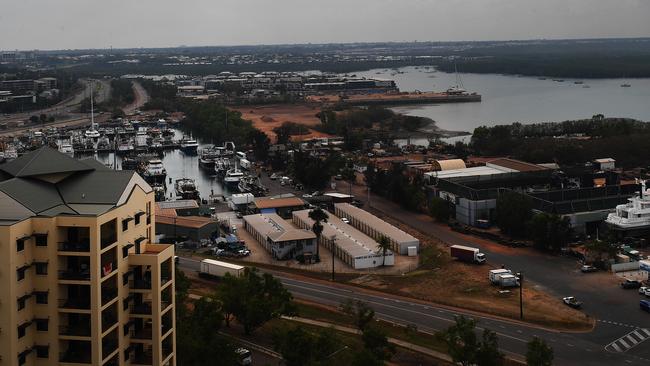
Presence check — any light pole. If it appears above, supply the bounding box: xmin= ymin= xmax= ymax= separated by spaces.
xmin=517 ymin=271 xmax=524 ymax=320
xmin=331 ymin=235 xmax=337 ymax=282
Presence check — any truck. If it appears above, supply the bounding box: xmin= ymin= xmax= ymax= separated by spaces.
xmin=489 ymin=269 xmax=519 ymax=287
xmin=450 ymin=245 xmax=486 ymax=264
xmin=199 ymin=259 xmax=245 ymax=278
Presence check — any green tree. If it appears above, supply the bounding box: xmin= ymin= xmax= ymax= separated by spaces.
xmin=249 ymin=129 xmax=270 ymax=161
xmin=341 ymin=164 xmax=356 ymax=196
xmin=528 ymin=213 xmax=571 ymax=252
xmin=496 ymin=191 xmax=533 ymax=237
xmin=176 ymin=297 xmax=237 ymax=366
xmin=476 ymin=329 xmax=504 ymax=366
xmin=377 ymin=235 xmax=392 ymax=267
xmin=272 ymin=325 xmax=342 ymax=366
xmin=309 ymin=208 xmax=329 ymax=259
xmin=526 ymin=337 xmax=554 ymax=366
xmin=361 ymin=326 xmax=396 ymax=363
xmin=351 ymin=349 xmax=383 ymax=366
xmin=440 ymin=315 xmax=478 ymax=366
xmin=429 ymin=197 xmax=451 ymax=222
xmin=218 ymin=267 xmax=296 ymax=335
xmin=339 ymin=299 xmax=375 ymax=331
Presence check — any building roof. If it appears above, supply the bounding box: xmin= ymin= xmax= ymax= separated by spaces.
xmin=254 ymin=196 xmax=305 ymax=210
xmin=434 ymin=159 xmax=466 ymax=171
xmin=486 ymin=158 xmax=548 ymax=172
xmin=334 ymin=203 xmax=419 ymax=245
xmin=157 ymin=200 xmax=200 ymax=210
xmin=0 ymin=146 xmax=93 ymax=177
xmin=156 ymin=215 xmax=215 ymax=229
xmin=244 ymin=213 xmax=315 ymax=242
xmin=0 ymin=146 xmax=150 ymax=223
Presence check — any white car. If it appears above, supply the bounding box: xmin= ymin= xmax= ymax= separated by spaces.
xmin=341 ymin=217 xmax=350 ymax=224
xmin=640 ymin=287 xmax=650 ymax=297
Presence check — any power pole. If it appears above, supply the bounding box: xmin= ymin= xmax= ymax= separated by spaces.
xmin=331 ymin=235 xmax=337 ymax=282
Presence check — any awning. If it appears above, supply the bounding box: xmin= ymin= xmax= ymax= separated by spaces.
xmin=134 ymin=236 xmax=146 ymax=244
xmin=17 ymin=234 xmax=32 ymax=241
xmin=123 ymin=216 xmax=134 ymax=222
xmin=135 ymin=210 xmax=146 ymax=217
xmin=18 ymin=293 xmax=32 ymax=302
xmin=123 ymin=243 xmax=135 ymax=250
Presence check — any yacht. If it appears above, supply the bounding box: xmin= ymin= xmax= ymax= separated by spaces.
xmin=180 ymin=138 xmax=199 ymax=154
xmin=214 ymin=157 xmax=231 ymax=177
xmin=4 ymin=146 xmax=18 ymax=160
xmin=58 ymin=141 xmax=74 ymax=156
xmin=175 ymin=178 xmax=199 ymax=200
xmin=135 ymin=129 xmax=149 ymax=151
xmin=198 ymin=146 xmax=222 ymax=169
xmin=117 ymin=139 xmax=134 ymax=155
xmin=84 ymin=81 xmax=101 ymax=140
xmin=224 ymin=167 xmax=245 ymax=191
xmin=143 ymin=159 xmax=167 ymax=184
xmin=605 ymin=180 xmax=650 ymax=230
xmin=152 ymin=183 xmax=167 ymax=202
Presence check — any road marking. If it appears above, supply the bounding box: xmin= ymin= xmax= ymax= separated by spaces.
xmin=605 ymin=328 xmax=650 ymax=353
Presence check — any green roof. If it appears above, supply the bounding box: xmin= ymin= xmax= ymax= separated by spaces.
xmin=0 ymin=146 xmax=93 ymax=177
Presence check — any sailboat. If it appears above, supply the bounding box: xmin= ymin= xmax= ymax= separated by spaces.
xmin=446 ymin=62 xmax=468 ymax=95
xmin=84 ymin=81 xmax=101 ymax=140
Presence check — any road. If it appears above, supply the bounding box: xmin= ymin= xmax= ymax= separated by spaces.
xmin=122 ymin=81 xmax=150 ymax=116
xmin=177 ymin=257 xmax=647 ymax=366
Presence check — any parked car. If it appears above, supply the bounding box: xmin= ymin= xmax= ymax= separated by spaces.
xmin=341 ymin=217 xmax=350 ymax=224
xmin=563 ymin=296 xmax=583 ymax=309
xmin=641 ymin=287 xmax=650 ymax=297
xmin=235 ymin=348 xmax=252 ymax=365
xmin=621 ymin=279 xmax=643 ymax=289
xmin=580 ymin=265 xmax=598 ymax=273
xmin=639 ymin=286 xmax=648 ymax=295
xmin=641 ymin=300 xmax=650 ymax=313
xmin=334 ymin=174 xmax=343 ymax=180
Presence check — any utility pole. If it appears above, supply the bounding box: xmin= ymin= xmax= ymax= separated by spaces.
xmin=518 ymin=271 xmax=524 ymax=320
xmin=331 ymin=235 xmax=337 ymax=282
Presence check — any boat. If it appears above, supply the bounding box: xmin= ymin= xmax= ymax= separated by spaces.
xmin=605 ymin=180 xmax=650 ymax=230
xmin=58 ymin=141 xmax=74 ymax=156
xmin=621 ymin=83 xmax=631 ymax=88
xmin=116 ymin=139 xmax=134 ymax=155
xmin=134 ymin=129 xmax=148 ymax=152
xmin=84 ymin=81 xmax=101 ymax=140
xmin=4 ymin=146 xmax=18 ymax=160
xmin=152 ymin=183 xmax=167 ymax=202
xmin=582 ymin=85 xmax=591 ymax=88
xmin=97 ymin=136 xmax=111 ymax=152
xmin=224 ymin=167 xmax=245 ymax=191
xmin=143 ymin=159 xmax=167 ymax=184
xmin=214 ymin=157 xmax=231 ymax=177
xmin=238 ymin=175 xmax=268 ymax=196
xmin=180 ymin=137 xmax=199 ymax=154
xmin=175 ymin=178 xmax=200 ymax=200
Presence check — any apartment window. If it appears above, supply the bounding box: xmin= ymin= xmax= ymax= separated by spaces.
xmin=35 ymin=262 xmax=48 ymax=275
xmin=34 ymin=291 xmax=48 ymax=304
xmin=17 ymin=238 xmax=26 ymax=252
xmin=122 ymin=218 xmax=130 ymax=232
xmin=134 ymin=213 xmax=141 ymax=226
xmin=17 ymin=295 xmax=29 ymax=310
xmin=17 ymin=322 xmax=29 ymax=338
xmin=17 ymin=266 xmax=28 ymax=281
xmin=35 ymin=234 xmax=48 ymax=247
xmin=35 ymin=318 xmax=48 ymax=331
xmin=122 ymin=272 xmax=131 ymax=286
xmin=35 ymin=345 xmax=49 ymax=358
xmin=18 ymin=353 xmax=27 ymax=366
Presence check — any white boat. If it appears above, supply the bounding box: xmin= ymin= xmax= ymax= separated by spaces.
xmin=606 ymin=180 xmax=650 ymax=230
xmin=58 ymin=141 xmax=74 ymax=156
xmin=143 ymin=159 xmax=167 ymax=184
xmin=175 ymin=178 xmax=199 ymax=199
xmin=224 ymin=167 xmax=245 ymax=190
xmin=180 ymin=138 xmax=199 ymax=154
xmin=84 ymin=81 xmax=101 ymax=140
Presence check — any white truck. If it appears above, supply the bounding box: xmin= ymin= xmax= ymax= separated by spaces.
xmin=489 ymin=269 xmax=519 ymax=287
xmin=450 ymin=245 xmax=486 ymax=264
xmin=199 ymin=259 xmax=244 ymax=278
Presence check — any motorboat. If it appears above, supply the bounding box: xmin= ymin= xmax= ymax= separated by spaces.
xmin=175 ymin=178 xmax=199 ymax=199
xmin=198 ymin=146 xmax=222 ymax=169
xmin=143 ymin=159 xmax=167 ymax=184
xmin=224 ymin=167 xmax=245 ymax=190
xmin=606 ymin=180 xmax=650 ymax=230
xmin=180 ymin=137 xmax=199 ymax=154
xmin=58 ymin=141 xmax=74 ymax=156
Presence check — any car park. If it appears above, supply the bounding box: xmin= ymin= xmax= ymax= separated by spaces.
xmin=563 ymin=296 xmax=583 ymax=309
xmin=621 ymin=279 xmax=642 ymax=289
xmin=580 ymin=265 xmax=598 ymax=273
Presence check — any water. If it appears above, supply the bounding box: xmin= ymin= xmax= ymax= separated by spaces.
xmin=354 ymin=66 xmax=650 ymax=132
xmin=92 ymin=129 xmax=232 ymax=200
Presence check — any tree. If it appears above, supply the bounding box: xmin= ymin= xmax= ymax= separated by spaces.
xmin=496 ymin=191 xmax=533 ymax=237
xmin=440 ymin=315 xmax=478 ymax=366
xmin=218 ymin=267 xmax=296 ymax=335
xmin=339 ymin=299 xmax=375 ymax=331
xmin=526 ymin=337 xmax=554 ymax=366
xmin=429 ymin=197 xmax=451 ymax=222
xmin=29 ymin=115 xmax=39 ymax=124
xmin=309 ymin=208 xmax=329 ymax=260
xmin=476 ymin=329 xmax=504 ymax=366
xmin=176 ymin=297 xmax=237 ymax=366
xmin=377 ymin=235 xmax=391 ymax=267
xmin=249 ymin=129 xmax=270 ymax=161
xmin=361 ymin=326 xmax=395 ymax=363
xmin=272 ymin=325 xmax=342 ymax=366
xmin=528 ymin=213 xmax=571 ymax=252
xmin=341 ymin=164 xmax=356 ymax=196
xmin=351 ymin=349 xmax=383 ymax=366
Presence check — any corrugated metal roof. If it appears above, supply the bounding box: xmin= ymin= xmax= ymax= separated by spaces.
xmin=244 ymin=213 xmax=315 ymax=242
xmin=254 ymin=196 xmax=305 ymax=209
xmin=334 ymin=203 xmax=419 ymax=245
xmin=157 ymin=200 xmax=199 ymax=210
xmin=0 ymin=177 xmax=63 ymax=213
xmin=156 ymin=215 xmax=214 ymax=229
xmin=0 ymin=146 xmax=93 ymax=177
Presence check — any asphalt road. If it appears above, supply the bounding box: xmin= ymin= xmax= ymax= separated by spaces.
xmin=177 ymin=256 xmax=648 ymax=366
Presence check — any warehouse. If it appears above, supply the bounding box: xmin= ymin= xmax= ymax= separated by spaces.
xmin=253 ymin=195 xmax=306 ymax=218
xmin=243 ymin=213 xmax=316 ymax=260
xmin=292 ymin=209 xmax=394 ymax=269
xmin=333 ymin=203 xmax=419 ymax=255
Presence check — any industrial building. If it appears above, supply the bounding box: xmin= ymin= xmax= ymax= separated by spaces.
xmin=333 ymin=203 xmax=419 ymax=255
xmin=292 ymin=210 xmax=395 ymax=269
xmin=0 ymin=147 xmax=176 ymax=366
xmin=252 ymin=195 xmax=306 ymax=218
xmin=243 ymin=213 xmax=316 ymax=260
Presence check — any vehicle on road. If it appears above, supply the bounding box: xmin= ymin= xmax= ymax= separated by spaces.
xmin=563 ymin=296 xmax=583 ymax=309
xmin=581 ymin=265 xmax=598 ymax=273
xmin=199 ymin=259 xmax=244 ymax=278
xmin=640 ymin=300 xmax=650 ymax=313
xmin=235 ymin=348 xmax=252 ymax=365
xmin=341 ymin=217 xmax=350 ymax=224
xmin=621 ymin=279 xmax=642 ymax=289
xmin=640 ymin=287 xmax=650 ymax=297
xmin=451 ymin=245 xmax=487 ymax=264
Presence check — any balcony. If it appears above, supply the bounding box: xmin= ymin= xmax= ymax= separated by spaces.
xmin=131 ymin=279 xmax=152 ymax=290
xmin=100 ymin=219 xmax=118 ymax=250
xmin=102 ymin=339 xmax=119 ymax=360
xmin=59 ymin=269 xmax=91 ymax=282
xmin=60 ymin=340 xmax=92 ymax=364
xmin=59 ymin=321 xmax=91 ymax=337
xmin=58 ymin=227 xmax=91 ymax=253
xmin=131 ymin=302 xmax=152 ymax=316
xmin=131 ymin=326 xmax=153 ymax=341
xmin=101 ymin=288 xmax=118 ymax=307
xmin=59 ymin=298 xmax=91 ymax=311
xmin=131 ymin=351 xmax=153 ymax=366
xmin=58 ymin=240 xmax=90 ymax=253
xmin=102 ymin=312 xmax=118 ymax=333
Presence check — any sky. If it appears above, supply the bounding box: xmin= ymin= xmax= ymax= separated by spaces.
xmin=1 ymin=0 xmax=649 ymax=50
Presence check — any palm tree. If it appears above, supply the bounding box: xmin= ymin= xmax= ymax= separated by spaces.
xmin=308 ymin=207 xmax=329 ymax=261
xmin=377 ymin=235 xmax=391 ymax=267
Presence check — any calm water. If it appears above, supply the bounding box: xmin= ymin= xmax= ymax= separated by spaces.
xmin=92 ymin=129 xmax=231 ymax=200
xmin=354 ymin=66 xmax=650 ymax=132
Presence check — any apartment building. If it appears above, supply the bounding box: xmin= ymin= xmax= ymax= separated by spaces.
xmin=0 ymin=147 xmax=175 ymax=366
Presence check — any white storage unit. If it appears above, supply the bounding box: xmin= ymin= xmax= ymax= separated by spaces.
xmin=243 ymin=213 xmax=316 ymax=260
xmin=333 ymin=203 xmax=419 ymax=255
xmin=292 ymin=209 xmax=394 ymax=269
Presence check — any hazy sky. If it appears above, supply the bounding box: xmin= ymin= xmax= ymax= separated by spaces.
xmin=1 ymin=0 xmax=649 ymax=50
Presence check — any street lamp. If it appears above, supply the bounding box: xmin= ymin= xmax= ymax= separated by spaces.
xmin=516 ymin=271 xmax=524 ymax=320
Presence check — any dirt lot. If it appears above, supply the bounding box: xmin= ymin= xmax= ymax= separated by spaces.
xmin=233 ymin=104 xmax=332 ymax=142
